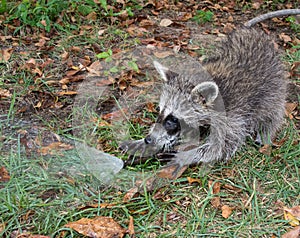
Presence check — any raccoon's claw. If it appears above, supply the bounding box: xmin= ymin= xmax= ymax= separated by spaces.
xmin=156 ymin=152 xmax=176 ymax=162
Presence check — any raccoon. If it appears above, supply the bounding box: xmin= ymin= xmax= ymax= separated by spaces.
xmin=120 ymin=10 xmax=299 ymax=175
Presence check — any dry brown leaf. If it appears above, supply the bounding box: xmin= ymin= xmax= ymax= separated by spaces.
xmin=282 ymin=226 xmax=300 ymax=238
xmin=35 ymin=38 xmax=46 ymax=47
xmin=259 ymin=144 xmax=272 ymax=156
xmin=0 ymin=166 xmax=10 ymax=182
xmin=16 ymin=234 xmax=50 ymax=238
xmin=223 ymin=184 xmax=242 ymax=193
xmin=284 ymin=206 xmax=300 ymax=226
xmin=208 ymin=180 xmax=221 ymax=194
xmin=65 ymin=216 xmax=126 ymax=238
xmin=38 ymin=142 xmax=74 ymax=155
xmin=211 ymin=197 xmax=221 ymax=208
xmin=0 ymin=88 xmax=12 ymax=98
xmin=159 ymin=18 xmax=173 ymax=27
xmin=146 ymin=102 xmax=157 ymax=113
xmin=0 ymin=223 xmax=5 ymax=233
xmin=128 ymin=216 xmax=135 ymax=235
xmin=86 ymin=61 xmax=103 ymax=76
xmin=66 ymin=69 xmax=81 ymax=76
xmin=102 ymin=108 xmax=128 ymax=121
xmin=123 ymin=187 xmax=139 ymax=202
xmin=60 ymin=51 xmax=69 ymax=61
xmin=187 ymin=177 xmax=201 ymax=185
xmin=69 ymin=46 xmax=81 ymax=53
xmin=221 ymin=205 xmax=233 ymax=218
xmin=86 ymin=11 xmax=97 ymax=20
xmin=279 ymin=33 xmax=292 ymax=43
xmin=252 ymin=2 xmax=261 ymax=10
xmin=208 ymin=180 xmax=221 ymax=208
xmin=179 ymin=12 xmax=193 ymax=21
xmin=79 ymin=203 xmax=116 ymax=210
xmin=156 ymin=164 xmax=188 ymax=179
xmin=126 ymin=26 xmax=148 ymax=37
xmin=95 ymin=79 xmax=115 ymax=86
xmin=153 ymin=51 xmax=174 ymax=59
xmin=285 ymin=102 xmax=298 ymax=119
xmin=0 ymin=48 xmax=13 ymax=62
xmin=56 ymin=91 xmax=78 ymax=96
xmin=139 ymin=19 xmax=155 ymax=27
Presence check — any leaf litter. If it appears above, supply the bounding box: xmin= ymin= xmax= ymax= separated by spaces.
xmin=0 ymin=0 xmax=300 ymax=236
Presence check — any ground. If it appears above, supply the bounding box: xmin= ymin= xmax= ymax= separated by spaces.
xmin=0 ymin=1 xmax=299 ymax=237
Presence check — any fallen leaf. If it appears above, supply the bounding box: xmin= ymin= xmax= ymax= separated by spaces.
xmin=65 ymin=216 xmax=126 ymax=238
xmin=187 ymin=177 xmax=201 ymax=184
xmin=60 ymin=51 xmax=69 ymax=61
xmin=208 ymin=180 xmax=221 ymax=194
xmin=79 ymin=203 xmax=116 ymax=210
xmin=284 ymin=206 xmax=300 ymax=226
xmin=156 ymin=164 xmax=188 ymax=179
xmin=139 ymin=19 xmax=155 ymax=27
xmin=123 ymin=187 xmax=139 ymax=202
xmin=252 ymin=2 xmax=261 ymax=10
xmin=40 ymin=19 xmax=47 ymax=27
xmin=35 ymin=38 xmax=46 ymax=47
xmin=102 ymin=109 xmax=128 ymax=121
xmin=209 ymin=180 xmax=221 ymax=208
xmin=56 ymin=91 xmax=78 ymax=96
xmin=146 ymin=102 xmax=157 ymax=113
xmin=96 ymin=78 xmax=115 ymax=86
xmin=38 ymin=142 xmax=74 ymax=155
xmin=0 ymin=223 xmax=5 ymax=233
xmin=285 ymin=102 xmax=298 ymax=119
xmin=159 ymin=18 xmax=173 ymax=27
xmin=223 ymin=184 xmax=242 ymax=193
xmin=16 ymin=234 xmax=50 ymax=238
xmin=69 ymin=46 xmax=81 ymax=53
xmin=153 ymin=51 xmax=174 ymax=58
xmin=179 ymin=12 xmax=193 ymax=21
xmin=259 ymin=144 xmax=272 ymax=156
xmin=0 ymin=166 xmax=10 ymax=182
xmin=86 ymin=11 xmax=97 ymax=20
xmin=0 ymin=88 xmax=12 ymax=98
xmin=0 ymin=48 xmax=13 ymax=62
xmin=128 ymin=216 xmax=135 ymax=235
xmin=211 ymin=197 xmax=221 ymax=208
xmin=221 ymin=205 xmax=233 ymax=219
xmin=282 ymin=226 xmax=300 ymax=238
xmin=279 ymin=33 xmax=292 ymax=43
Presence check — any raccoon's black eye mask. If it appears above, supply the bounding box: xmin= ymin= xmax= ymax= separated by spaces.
xmin=163 ymin=114 xmax=181 ymax=135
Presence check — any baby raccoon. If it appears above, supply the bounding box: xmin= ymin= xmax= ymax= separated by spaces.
xmin=120 ymin=10 xmax=299 ymax=175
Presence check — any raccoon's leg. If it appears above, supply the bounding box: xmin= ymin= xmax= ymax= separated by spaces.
xmin=256 ymin=111 xmax=285 ymax=145
xmin=159 ymin=119 xmax=247 ymax=179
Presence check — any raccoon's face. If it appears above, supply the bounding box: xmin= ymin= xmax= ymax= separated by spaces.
xmin=143 ymin=61 xmax=220 ymax=152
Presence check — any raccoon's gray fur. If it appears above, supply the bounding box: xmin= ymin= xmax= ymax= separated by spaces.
xmin=121 ymin=13 xmax=292 ymax=173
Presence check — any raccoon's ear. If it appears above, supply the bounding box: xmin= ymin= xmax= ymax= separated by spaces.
xmin=191 ymin=81 xmax=219 ymax=105
xmin=154 ymin=61 xmax=179 ymax=82
xmin=153 ymin=61 xmax=169 ymax=82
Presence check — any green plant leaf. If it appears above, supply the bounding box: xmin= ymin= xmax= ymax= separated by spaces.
xmin=128 ymin=61 xmax=139 ymax=72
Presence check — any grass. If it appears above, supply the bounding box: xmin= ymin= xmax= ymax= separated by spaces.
xmin=0 ymin=1 xmax=300 ymax=237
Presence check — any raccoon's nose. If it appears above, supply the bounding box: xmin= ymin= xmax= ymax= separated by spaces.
xmin=144 ymin=136 xmax=152 ymax=144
